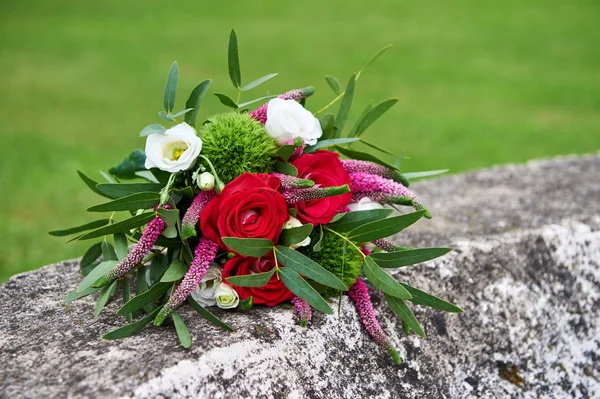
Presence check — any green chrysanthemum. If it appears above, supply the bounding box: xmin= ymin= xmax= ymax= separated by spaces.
xmin=300 ymin=229 xmax=364 ymax=297
xmin=199 ymin=112 xmax=277 ymax=183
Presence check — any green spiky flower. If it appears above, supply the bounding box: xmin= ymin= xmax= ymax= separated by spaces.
xmin=300 ymin=229 xmax=364 ymax=298
xmin=199 ymin=112 xmax=277 ymax=183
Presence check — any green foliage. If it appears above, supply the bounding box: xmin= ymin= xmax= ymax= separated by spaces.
xmin=300 ymin=229 xmax=363 ymax=297
xmin=108 ymin=150 xmax=147 ymax=179
xmin=199 ymin=112 xmax=277 ymax=183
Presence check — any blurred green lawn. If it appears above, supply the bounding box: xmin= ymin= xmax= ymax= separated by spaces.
xmin=1 ymin=0 xmax=599 ymax=281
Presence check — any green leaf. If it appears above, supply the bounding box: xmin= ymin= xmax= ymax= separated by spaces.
xmin=319 ymin=113 xmax=336 ymax=140
xmin=78 ymin=213 xmax=156 ymax=240
xmin=278 ymin=267 xmax=333 ymax=314
xmin=113 ymin=233 xmax=128 ymax=261
xmin=101 ymin=241 xmax=117 ymax=261
xmin=172 ymin=311 xmax=192 ymax=349
xmin=351 ymin=99 xmax=398 ymax=137
xmin=108 ymin=150 xmax=147 ymax=179
xmin=158 ymin=111 xmax=175 ymax=123
xmin=278 ymin=224 xmax=313 ymax=247
xmin=277 ymin=145 xmax=296 ymax=162
xmin=222 ymin=237 xmax=273 ymax=257
xmin=117 ymin=283 xmax=171 ymax=316
xmin=187 ymin=298 xmax=234 ymax=331
xmin=305 ymin=137 xmax=360 ymax=153
xmin=385 ymin=294 xmax=425 ymax=337
xmin=157 ymin=207 xmax=178 ymax=228
xmin=275 ymin=246 xmax=347 ymax=291
xmin=237 ymin=94 xmax=277 ymax=108
xmin=370 ymin=248 xmax=452 ymax=268
xmin=96 ymin=183 xmax=163 ymax=199
xmin=148 ymin=254 xmax=170 ymax=285
xmin=77 ymin=170 xmax=112 ymax=198
xmin=240 ymin=73 xmax=278 ymax=91
xmin=226 ymin=268 xmax=275 ymax=287
xmin=228 ymin=29 xmax=241 ymax=88
xmin=160 ymin=259 xmax=188 ymax=282
xmin=140 ymin=123 xmax=167 ymax=137
xmin=274 ymin=161 xmax=298 ymax=177
xmin=49 ymin=219 xmax=110 ymax=237
xmin=312 ymin=225 xmax=324 ymax=252
xmin=335 ymin=146 xmax=399 ymax=171
xmin=65 ymin=286 xmax=100 ymax=303
xmin=171 ymin=108 xmax=194 ymax=118
xmin=347 ymin=210 xmax=425 ymax=243
xmin=359 ymin=139 xmax=399 ymax=158
xmin=334 ymin=74 xmax=356 ymax=137
xmin=214 ymin=92 xmax=238 ymax=109
xmin=325 ymin=75 xmax=341 ymax=95
xmin=400 ymin=283 xmax=463 ymax=313
xmin=103 ymin=307 xmax=162 ymax=340
xmin=80 ymin=242 xmax=103 ymax=269
xmin=184 ymin=79 xmax=212 ymax=127
xmin=327 ymin=209 xmax=393 ymax=233
xmin=363 ymin=257 xmax=411 ymax=300
xmin=94 ymin=281 xmax=117 ymax=317
xmin=76 ymin=260 xmax=118 ymax=293
xmin=164 ymin=61 xmax=179 ymax=113
xmin=87 ymin=192 xmax=160 ymax=213
xmin=122 ymin=278 xmax=132 ymax=322
xmin=403 ymin=169 xmax=449 ymax=180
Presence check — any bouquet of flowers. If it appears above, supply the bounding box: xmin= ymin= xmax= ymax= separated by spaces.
xmin=53 ymin=31 xmax=461 ymax=364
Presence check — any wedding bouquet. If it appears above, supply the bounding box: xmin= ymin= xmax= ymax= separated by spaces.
xmin=53 ymin=31 xmax=461 ymax=363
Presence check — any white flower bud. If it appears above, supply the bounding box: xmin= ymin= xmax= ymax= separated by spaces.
xmin=215 ymin=283 xmax=239 ymax=309
xmin=198 ymin=172 xmax=215 ymax=191
xmin=283 ymin=216 xmax=311 ymax=249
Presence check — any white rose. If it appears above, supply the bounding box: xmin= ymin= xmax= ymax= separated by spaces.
xmin=144 ymin=122 xmax=202 ymax=173
xmin=190 ymin=264 xmax=222 ymax=307
xmin=283 ymin=216 xmax=311 ymax=249
xmin=347 ymin=198 xmax=384 ymax=212
xmin=215 ymin=283 xmax=239 ymax=309
xmin=265 ymin=98 xmax=322 ymax=145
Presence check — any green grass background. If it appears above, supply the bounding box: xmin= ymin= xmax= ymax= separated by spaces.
xmin=1 ymin=0 xmax=598 ymax=281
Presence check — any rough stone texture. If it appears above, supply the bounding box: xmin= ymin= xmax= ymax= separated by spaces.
xmin=1 ymin=153 xmax=599 ymax=399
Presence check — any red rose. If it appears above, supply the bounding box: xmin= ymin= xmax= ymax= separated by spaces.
xmin=200 ymin=173 xmax=289 ymax=250
xmin=223 ymin=253 xmax=295 ymax=306
xmin=290 ymin=150 xmax=352 ymax=225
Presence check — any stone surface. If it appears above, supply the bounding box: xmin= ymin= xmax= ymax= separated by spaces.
xmin=1 ymin=153 xmax=599 ymax=399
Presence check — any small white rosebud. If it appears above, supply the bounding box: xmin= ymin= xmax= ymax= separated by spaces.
xmin=215 ymin=283 xmax=239 ymax=309
xmin=283 ymin=216 xmax=311 ymax=249
xmin=198 ymin=172 xmax=215 ymax=191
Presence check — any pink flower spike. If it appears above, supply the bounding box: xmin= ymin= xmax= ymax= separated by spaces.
xmin=270 ymin=173 xmax=314 ymax=189
xmin=291 ymin=296 xmax=312 ymax=327
xmin=92 ymin=215 xmax=166 ymax=288
xmin=372 ymin=238 xmax=413 ymax=253
xmin=250 ymin=103 xmax=268 ymax=124
xmin=341 ymin=159 xmax=410 ymax=187
xmin=283 ymin=184 xmax=350 ymax=204
xmin=349 ymin=279 xmax=402 ymax=364
xmin=180 ymin=190 xmax=216 ymax=239
xmin=154 ymin=237 xmax=219 ymax=326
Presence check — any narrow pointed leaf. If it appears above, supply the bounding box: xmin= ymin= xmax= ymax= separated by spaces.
xmin=94 ymin=281 xmax=117 ymax=317
xmin=184 ymin=79 xmax=212 ymax=127
xmin=77 ymin=213 xmax=156 ymax=240
xmin=187 ymin=298 xmax=234 ymax=331
xmin=335 ymin=74 xmax=356 ymax=137
xmin=103 ymin=307 xmax=162 ymax=340
xmin=65 ymin=286 xmax=100 ymax=303
xmin=77 ymin=170 xmax=112 ymax=198
xmin=347 ymin=210 xmax=425 ymax=243
xmin=385 ymin=294 xmax=425 ymax=337
xmin=319 ymin=113 xmax=335 ymax=140
xmin=226 ymin=268 xmax=275 ymax=287
xmin=325 ymin=75 xmax=341 ymax=95
xmin=140 ymin=123 xmax=167 ymax=137
xmin=240 ymin=73 xmax=278 ymax=91
xmin=278 ymin=225 xmax=313 ymax=247
xmin=228 ymin=29 xmax=241 ymax=88
xmin=117 ymin=283 xmax=171 ymax=316
xmin=353 ymin=99 xmax=398 ymax=137
xmin=114 ymin=233 xmax=128 ymax=261
xmin=160 ymin=259 xmax=188 ymax=282
xmin=170 ymin=108 xmax=194 ymax=118
xmin=214 ymin=92 xmax=238 ymax=109
xmin=164 ymin=61 xmax=178 ymax=112
xmin=363 ymin=257 xmax=411 ymax=299
xmin=403 ymin=169 xmax=449 ymax=180
xmin=122 ymin=278 xmax=132 ymax=322
xmin=172 ymin=311 xmax=192 ymax=349
xmin=278 ymin=267 xmax=333 ymax=314
xmin=359 ymin=139 xmax=399 ymax=157
xmin=327 ymin=209 xmax=393 ymax=233
xmin=80 ymin=242 xmax=103 ymax=269
xmin=237 ymin=94 xmax=277 ymax=108
xmin=347 ymin=101 xmax=374 ymax=137
xmin=222 ymin=237 xmax=273 ymax=258
xmin=370 ymin=248 xmax=452 ymax=268
xmin=96 ymin=183 xmax=163 ymax=199
xmin=49 ymin=219 xmax=110 ymax=237
xmin=101 ymin=241 xmax=117 ymax=261
xmin=400 ymin=283 xmax=463 ymax=313
xmin=76 ymin=260 xmax=118 ymax=293
xmin=275 ymin=246 xmax=347 ymax=291
xmin=87 ymin=192 xmax=160 ymax=212
xmin=305 ymin=137 xmax=360 ymax=153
